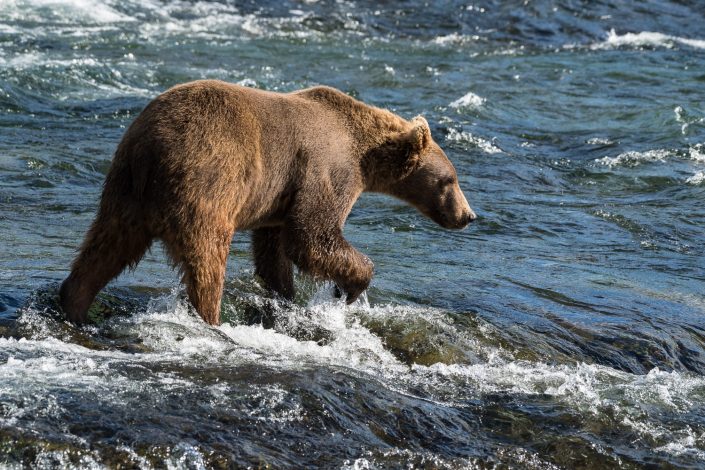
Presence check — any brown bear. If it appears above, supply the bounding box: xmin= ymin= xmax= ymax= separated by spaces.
xmin=59 ymin=80 xmax=476 ymax=326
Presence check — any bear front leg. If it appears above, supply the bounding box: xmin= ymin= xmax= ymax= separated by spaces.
xmin=252 ymin=227 xmax=294 ymax=300
xmin=284 ymin=224 xmax=374 ymax=304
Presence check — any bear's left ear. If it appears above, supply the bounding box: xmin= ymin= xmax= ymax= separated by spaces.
xmin=393 ymin=116 xmax=430 ymax=177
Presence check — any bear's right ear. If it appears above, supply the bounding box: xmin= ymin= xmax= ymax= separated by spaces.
xmin=402 ymin=116 xmax=431 ymax=156
xmin=363 ymin=116 xmax=431 ymax=184
xmin=388 ymin=116 xmax=431 ymax=178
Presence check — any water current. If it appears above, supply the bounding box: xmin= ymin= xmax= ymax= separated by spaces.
xmin=0 ymin=1 xmax=704 ymax=468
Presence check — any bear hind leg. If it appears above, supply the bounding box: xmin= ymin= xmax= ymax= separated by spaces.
xmin=60 ymin=211 xmax=152 ymax=324
xmin=168 ymin=226 xmax=233 ymax=326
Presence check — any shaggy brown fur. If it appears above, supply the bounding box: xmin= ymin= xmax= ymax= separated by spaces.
xmin=60 ymin=80 xmax=475 ymax=325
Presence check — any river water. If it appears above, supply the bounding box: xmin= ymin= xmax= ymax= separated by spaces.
xmin=1 ymin=1 xmax=704 ymax=468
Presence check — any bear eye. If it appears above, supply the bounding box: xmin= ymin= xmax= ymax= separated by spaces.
xmin=438 ymin=177 xmax=454 ymax=188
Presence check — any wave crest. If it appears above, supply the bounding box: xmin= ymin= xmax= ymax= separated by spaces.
xmin=592 ymin=29 xmax=705 ymax=50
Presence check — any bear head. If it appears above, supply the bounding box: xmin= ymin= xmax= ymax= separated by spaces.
xmin=364 ymin=116 xmax=476 ymax=230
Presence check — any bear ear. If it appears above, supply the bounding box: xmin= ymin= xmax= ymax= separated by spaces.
xmin=405 ymin=115 xmax=431 ymax=154
xmin=394 ymin=116 xmax=430 ymax=177
xmin=363 ymin=116 xmax=432 ymax=184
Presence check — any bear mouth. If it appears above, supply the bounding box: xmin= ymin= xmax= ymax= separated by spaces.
xmin=426 ymin=211 xmax=461 ymax=230
xmin=442 ymin=218 xmax=471 ymax=230
xmin=432 ymin=211 xmax=475 ymax=230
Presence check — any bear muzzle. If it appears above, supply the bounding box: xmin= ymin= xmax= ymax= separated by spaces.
xmin=442 ymin=206 xmax=477 ymax=230
xmin=442 ymin=186 xmax=476 ymax=230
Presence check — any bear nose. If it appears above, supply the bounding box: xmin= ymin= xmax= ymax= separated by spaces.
xmin=466 ymin=208 xmax=477 ymax=223
xmin=458 ymin=208 xmax=476 ymax=227
xmin=448 ymin=208 xmax=476 ymax=230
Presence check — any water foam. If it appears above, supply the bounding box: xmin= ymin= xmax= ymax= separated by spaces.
xmin=220 ymin=292 xmax=413 ymax=373
xmin=127 ymin=290 xmax=705 ymax=409
xmin=595 ymin=149 xmax=672 ymax=167
xmin=0 ymin=0 xmax=350 ymax=46
xmin=422 ymin=361 xmax=705 ymax=457
xmin=7 ymin=288 xmax=705 ymax=461
xmin=431 ymin=33 xmax=479 ymax=46
xmin=1 ymin=0 xmax=133 ymax=24
xmin=686 ymin=171 xmax=705 ymax=185
xmin=586 ymin=137 xmax=615 ymax=146
xmin=595 ymin=145 xmax=705 ymax=185
xmin=446 ymin=128 xmax=502 ymax=154
xmin=689 ymin=144 xmax=705 ymax=163
xmin=131 ymin=0 xmax=346 ymax=42
xmin=449 ymin=91 xmax=486 ymax=109
xmin=675 ymin=106 xmax=705 ymax=136
xmin=593 ymin=29 xmax=705 ymax=50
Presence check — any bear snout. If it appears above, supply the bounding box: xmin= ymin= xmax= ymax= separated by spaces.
xmin=444 ymin=207 xmax=476 ymax=230
xmin=458 ymin=207 xmax=477 ymax=227
xmin=442 ymin=185 xmax=476 ymax=229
